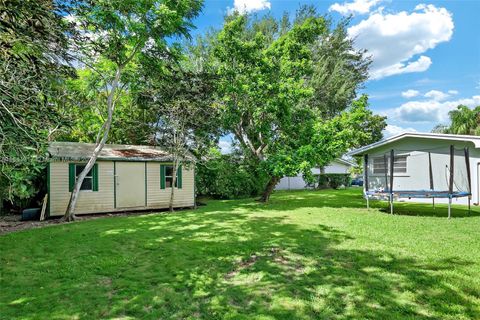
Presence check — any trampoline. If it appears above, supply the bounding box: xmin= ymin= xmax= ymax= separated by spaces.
xmin=363 ymin=145 xmax=472 ymax=218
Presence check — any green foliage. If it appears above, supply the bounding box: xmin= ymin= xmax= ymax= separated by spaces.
xmin=134 ymin=48 xmax=220 ymax=157
xmin=57 ymin=63 xmax=154 ymax=144
xmin=432 ymin=105 xmax=480 ymax=136
xmin=193 ymin=10 xmax=383 ymax=200
xmin=195 ymin=150 xmax=269 ymax=199
xmin=318 ymin=173 xmax=352 ymax=189
xmin=0 ymin=0 xmax=71 ymax=206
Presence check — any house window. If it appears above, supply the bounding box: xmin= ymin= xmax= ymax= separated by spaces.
xmin=373 ymin=156 xmax=407 ymax=174
xmin=75 ymin=164 xmax=93 ymax=191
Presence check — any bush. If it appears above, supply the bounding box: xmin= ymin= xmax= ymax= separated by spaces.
xmin=196 ymin=153 xmax=269 ymax=199
xmin=317 ymin=174 xmax=351 ymax=189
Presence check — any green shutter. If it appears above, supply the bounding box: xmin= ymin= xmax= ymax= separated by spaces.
xmin=92 ymin=163 xmax=99 ymax=191
xmin=69 ymin=163 xmax=75 ymax=192
xmin=177 ymin=165 xmax=182 ymax=189
xmin=160 ymin=164 xmax=166 ymax=189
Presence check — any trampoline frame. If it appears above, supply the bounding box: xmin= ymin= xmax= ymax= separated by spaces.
xmin=363 ymin=145 xmax=472 ymax=218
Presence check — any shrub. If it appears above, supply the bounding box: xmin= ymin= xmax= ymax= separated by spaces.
xmin=196 ymin=152 xmax=269 ymax=199
xmin=317 ymin=174 xmax=351 ymax=189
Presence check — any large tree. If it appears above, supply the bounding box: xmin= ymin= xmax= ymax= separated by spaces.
xmin=62 ymin=0 xmax=203 ymax=220
xmin=0 ymin=0 xmax=72 ymax=209
xmin=204 ymin=10 xmax=384 ymax=202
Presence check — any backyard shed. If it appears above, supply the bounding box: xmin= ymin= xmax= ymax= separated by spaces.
xmin=47 ymin=142 xmax=195 ymax=217
xmin=349 ymin=132 xmax=480 ymax=217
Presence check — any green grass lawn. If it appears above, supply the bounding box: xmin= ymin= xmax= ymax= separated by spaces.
xmin=1 ymin=188 xmax=480 ymax=319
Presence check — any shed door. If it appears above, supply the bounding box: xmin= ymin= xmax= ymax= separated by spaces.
xmin=116 ymin=162 xmax=145 ymax=208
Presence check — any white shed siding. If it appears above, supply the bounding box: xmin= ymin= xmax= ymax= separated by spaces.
xmin=146 ymin=162 xmax=195 ymax=208
xmin=49 ymin=160 xmax=195 ymax=217
xmin=364 ymin=137 xmax=480 ymax=205
xmin=49 ymin=161 xmax=115 ymax=216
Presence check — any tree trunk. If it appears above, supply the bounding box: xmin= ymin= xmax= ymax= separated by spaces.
xmin=64 ymin=67 xmax=122 ymax=221
xmin=169 ymin=158 xmax=178 ymax=212
xmin=318 ymin=166 xmax=326 ymax=189
xmin=260 ymin=176 xmax=280 ymax=203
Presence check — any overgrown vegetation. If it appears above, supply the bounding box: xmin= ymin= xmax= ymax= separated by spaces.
xmin=1 ymin=189 xmax=479 ymax=319
xmin=195 ymin=10 xmax=386 ymax=201
xmin=0 ymin=0 xmax=72 ymax=211
xmin=318 ymin=173 xmax=352 ymax=189
xmin=1 ymin=2 xmax=388 ymax=212
xmin=196 ymin=150 xmax=269 ymax=199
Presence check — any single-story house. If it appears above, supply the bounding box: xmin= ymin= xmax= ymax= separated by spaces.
xmin=275 ymin=158 xmax=355 ymax=190
xmin=349 ymin=132 xmax=480 ymax=207
xmin=47 ymin=142 xmax=195 ymax=217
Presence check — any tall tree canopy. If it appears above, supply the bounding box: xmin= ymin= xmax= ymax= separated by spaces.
xmin=0 ymin=0 xmax=72 ymax=207
xmin=432 ymin=105 xmax=480 ymax=136
xmin=196 ymin=9 xmax=385 ymax=201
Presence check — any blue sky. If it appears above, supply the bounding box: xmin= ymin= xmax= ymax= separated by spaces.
xmin=191 ymin=0 xmax=480 ymax=143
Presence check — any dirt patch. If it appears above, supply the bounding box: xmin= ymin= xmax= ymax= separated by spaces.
xmin=226 ymin=247 xmax=289 ymax=280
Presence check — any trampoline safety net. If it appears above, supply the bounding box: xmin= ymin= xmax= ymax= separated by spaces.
xmin=363 ymin=145 xmax=472 ymax=218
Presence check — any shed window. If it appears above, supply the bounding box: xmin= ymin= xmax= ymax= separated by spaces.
xmin=165 ymin=165 xmax=176 ymax=188
xmin=68 ymin=163 xmax=98 ymax=192
xmin=76 ymin=164 xmax=93 ymax=191
xmin=373 ymin=156 xmax=407 ymax=174
xmin=160 ymin=164 xmax=182 ymax=189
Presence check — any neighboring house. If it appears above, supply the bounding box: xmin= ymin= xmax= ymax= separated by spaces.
xmin=275 ymin=158 xmax=355 ymax=190
xmin=47 ymin=142 xmax=195 ymax=217
xmin=349 ymin=132 xmax=480 ymax=206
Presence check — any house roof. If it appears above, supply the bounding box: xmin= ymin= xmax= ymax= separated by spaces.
xmin=48 ymin=142 xmax=194 ymax=162
xmin=335 ymin=158 xmax=356 ymax=167
xmin=348 ymin=132 xmax=480 ymax=156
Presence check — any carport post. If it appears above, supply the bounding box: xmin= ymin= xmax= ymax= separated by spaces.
xmin=448 ymin=145 xmax=454 ymax=219
xmin=448 ymin=196 xmax=452 ymax=219
xmin=464 ymin=147 xmax=472 ymax=214
xmin=428 ymin=152 xmax=435 ymax=209
xmin=364 ymin=154 xmax=369 ymax=209
xmin=389 ymin=149 xmax=395 ymax=214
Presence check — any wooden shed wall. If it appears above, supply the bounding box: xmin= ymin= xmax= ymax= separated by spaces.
xmin=49 ymin=161 xmax=115 ymax=216
xmin=146 ymin=162 xmax=195 ymax=208
xmin=48 ymin=160 xmax=195 ymax=217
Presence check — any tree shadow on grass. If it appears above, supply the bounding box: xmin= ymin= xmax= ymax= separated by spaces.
xmin=3 ymin=202 xmax=478 ymax=319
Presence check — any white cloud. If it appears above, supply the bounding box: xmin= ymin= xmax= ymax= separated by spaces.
xmin=401 ymin=89 xmax=420 ymax=98
xmin=231 ymin=0 xmax=271 ymax=14
xmin=329 ymin=0 xmax=381 ymax=15
xmin=424 ymin=90 xmax=450 ymax=101
xmin=393 ymin=95 xmax=480 ymax=123
xmin=448 ymin=90 xmax=459 ymax=95
xmin=383 ymin=124 xmax=417 ymax=138
xmin=348 ymin=4 xmax=454 ymax=80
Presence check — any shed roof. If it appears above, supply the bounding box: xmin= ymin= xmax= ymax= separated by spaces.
xmin=348 ymin=132 xmax=480 ymax=156
xmin=48 ymin=142 xmax=193 ymax=162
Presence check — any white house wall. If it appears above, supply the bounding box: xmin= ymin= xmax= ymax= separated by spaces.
xmin=276 ymin=160 xmax=352 ymax=190
xmin=364 ymin=137 xmax=480 ymax=206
